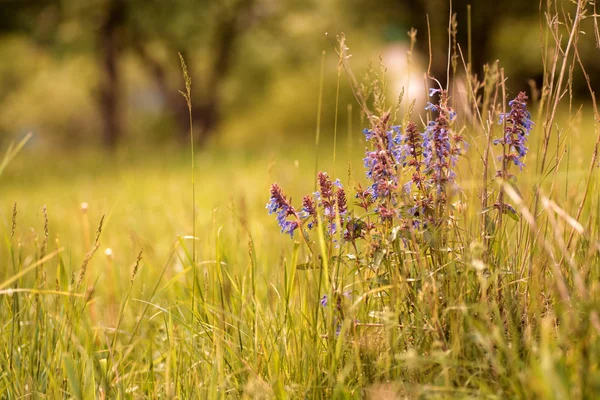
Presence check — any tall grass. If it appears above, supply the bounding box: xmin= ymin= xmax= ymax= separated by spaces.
xmin=2 ymin=1 xmax=600 ymax=398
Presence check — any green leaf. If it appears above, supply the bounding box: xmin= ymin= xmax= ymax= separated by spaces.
xmin=372 ymin=249 xmax=385 ymax=270
xmin=369 ymin=272 xmax=390 ymax=286
xmin=63 ymin=355 xmax=83 ymax=399
xmin=485 ymin=214 xmax=496 ymax=237
xmin=505 ymin=205 xmax=520 ymax=221
xmin=507 ymin=180 xmax=523 ymax=199
xmin=83 ymin=356 xmax=96 ymax=400
xmin=296 ymin=255 xmax=322 ymax=270
xmin=296 ymin=262 xmax=318 ymax=270
xmin=423 ymin=229 xmax=438 ymax=248
xmin=302 ymin=228 xmax=311 ymax=243
xmin=390 ymin=225 xmax=402 ymax=242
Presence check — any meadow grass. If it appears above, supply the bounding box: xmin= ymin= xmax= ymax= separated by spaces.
xmin=2 ymin=2 xmax=600 ymax=398
xmin=0 ymin=110 xmax=598 ymax=399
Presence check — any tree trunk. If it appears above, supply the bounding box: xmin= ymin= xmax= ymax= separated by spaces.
xmin=98 ymin=0 xmax=125 ymax=149
xmin=132 ymin=0 xmax=257 ymax=147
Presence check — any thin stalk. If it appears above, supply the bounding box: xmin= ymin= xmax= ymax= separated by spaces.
xmin=332 ymin=57 xmax=341 ymax=178
xmin=314 ymin=51 xmax=326 ymax=191
xmin=178 ymin=54 xmax=196 ymax=310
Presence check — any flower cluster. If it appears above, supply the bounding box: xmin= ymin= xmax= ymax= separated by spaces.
xmin=300 ymin=195 xmax=317 ymax=228
xmin=362 ymin=113 xmax=403 ymax=202
xmin=269 ymin=88 xmax=467 ymax=238
xmin=491 ymin=92 xmax=534 ymax=219
xmin=401 ymin=121 xmax=432 ymax=222
xmin=267 ymin=79 xmax=536 ymax=343
xmin=312 ymin=172 xmax=347 ymax=235
xmin=267 ymin=184 xmax=300 ymax=237
xmin=494 ymin=92 xmax=534 ymax=171
xmin=422 ymin=89 xmax=464 ymax=201
xmin=267 ymin=172 xmax=348 ymax=238
xmin=361 ymin=113 xmax=411 ymax=224
xmin=395 ymin=89 xmax=464 ymax=226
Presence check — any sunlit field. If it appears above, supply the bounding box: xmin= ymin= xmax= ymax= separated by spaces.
xmin=3 ymin=1 xmax=600 ymax=399
xmin=2 ymin=102 xmax=600 ymax=398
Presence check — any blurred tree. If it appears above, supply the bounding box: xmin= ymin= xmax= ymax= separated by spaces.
xmin=2 ymin=0 xmax=595 ymax=150
xmin=0 ymin=1 xmax=55 ymax=38
xmin=92 ymin=0 xmax=262 ymax=148
xmin=128 ymin=0 xmax=259 ymax=146
xmin=0 ymin=0 xmax=263 ymax=148
xmin=98 ymin=0 xmax=125 ymax=149
xmin=345 ymin=0 xmax=539 ymax=88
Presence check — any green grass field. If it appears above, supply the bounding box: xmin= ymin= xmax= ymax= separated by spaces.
xmin=3 ymin=6 xmax=600 ymax=396
xmin=1 ymin=107 xmax=600 ymax=398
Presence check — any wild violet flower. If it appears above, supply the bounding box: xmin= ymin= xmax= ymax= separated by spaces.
xmin=320 ymin=294 xmax=329 ymax=307
xmin=491 ymin=92 xmax=534 ymax=219
xmin=401 ymin=121 xmax=436 ymax=225
xmin=269 ymin=89 xmax=468 ymax=240
xmin=422 ymin=89 xmax=464 ymax=200
xmin=494 ymin=92 xmax=534 ymax=171
xmin=317 ymin=172 xmax=335 ymax=211
xmin=361 ymin=113 xmax=409 ymax=224
xmin=376 ymin=205 xmax=395 ymax=221
xmin=362 ymin=113 xmax=403 ymax=200
xmin=268 ymin=172 xmax=348 ymax=239
xmin=336 ymin=188 xmax=348 ymax=216
xmin=354 ymin=183 xmax=375 ymax=212
xmin=389 ymin=125 xmax=404 ymax=164
xmin=343 ymin=217 xmax=372 ymax=242
xmin=314 ymin=172 xmax=348 ymax=235
xmin=267 ymin=184 xmax=300 ymax=237
xmin=301 ymin=195 xmax=317 ymax=229
xmin=320 ymin=291 xmax=352 ymax=308
xmin=401 ymin=121 xmax=425 ymax=194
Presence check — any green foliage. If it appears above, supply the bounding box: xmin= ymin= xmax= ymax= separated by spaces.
xmin=1 ymin=106 xmax=600 ymax=398
xmin=2 ymin=1 xmax=600 ymax=398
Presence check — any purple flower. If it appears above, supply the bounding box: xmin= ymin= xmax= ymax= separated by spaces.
xmin=301 ymin=195 xmax=317 ymax=217
xmin=320 ymin=294 xmax=328 ymax=307
xmin=320 ymin=291 xmax=352 ymax=307
xmin=495 ymin=92 xmax=534 ymax=171
xmin=336 ymin=189 xmax=348 ymax=215
xmin=429 ymin=88 xmax=441 ymax=97
xmin=422 ymin=90 xmax=463 ymax=195
xmin=313 ymin=172 xmax=348 ymax=236
xmin=343 ymin=217 xmax=370 ymax=242
xmin=267 ymin=184 xmax=300 ymax=237
xmin=402 ymin=121 xmax=423 ymax=169
xmin=300 ymin=195 xmax=317 ymax=229
xmin=355 ymin=184 xmax=375 ymax=211
xmin=376 ymin=205 xmax=396 ymax=221
xmin=425 ymin=102 xmax=438 ymax=112
xmin=361 ymin=113 xmax=402 ymax=201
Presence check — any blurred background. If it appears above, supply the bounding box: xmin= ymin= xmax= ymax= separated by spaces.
xmin=1 ymin=0 xmax=599 ymax=313
xmin=2 ymin=0 xmax=596 ymax=152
